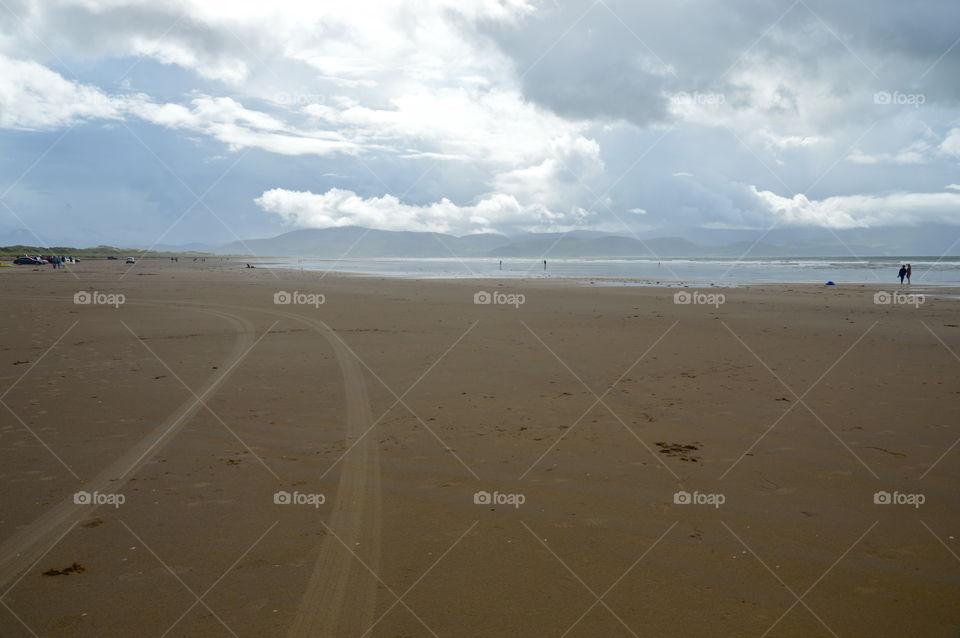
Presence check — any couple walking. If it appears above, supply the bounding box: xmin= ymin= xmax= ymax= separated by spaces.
xmin=898 ymin=263 xmax=912 ymax=284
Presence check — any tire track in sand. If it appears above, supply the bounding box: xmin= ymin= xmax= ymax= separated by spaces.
xmin=268 ymin=309 xmax=383 ymax=638
xmin=2 ymin=299 xmax=385 ymax=636
xmin=0 ymin=306 xmax=255 ymax=591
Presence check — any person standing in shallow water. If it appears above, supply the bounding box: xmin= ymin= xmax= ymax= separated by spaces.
xmin=906 ymin=263 xmax=912 ymax=284
xmin=898 ymin=264 xmax=907 ymax=284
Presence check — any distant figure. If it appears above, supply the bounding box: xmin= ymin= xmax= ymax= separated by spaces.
xmin=499 ymin=260 xmax=502 ymax=271
xmin=906 ymin=263 xmax=912 ymax=284
xmin=246 ymin=263 xmax=255 ymax=268
xmin=543 ymin=259 xmax=547 ymax=271
xmin=898 ymin=264 xmax=907 ymax=284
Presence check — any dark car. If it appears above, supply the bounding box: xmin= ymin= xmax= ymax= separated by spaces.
xmin=14 ymin=257 xmax=43 ymax=265
xmin=107 ymin=256 xmax=119 ymax=260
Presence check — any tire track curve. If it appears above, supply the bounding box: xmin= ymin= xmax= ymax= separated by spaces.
xmin=0 ymin=305 xmax=255 ymax=591
xmin=266 ymin=308 xmax=383 ymax=638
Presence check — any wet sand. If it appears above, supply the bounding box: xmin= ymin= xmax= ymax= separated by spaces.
xmin=1 ymin=258 xmax=959 ymax=637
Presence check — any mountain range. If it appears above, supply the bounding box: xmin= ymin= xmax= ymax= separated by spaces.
xmin=5 ymin=225 xmax=958 ymax=258
xmin=216 ymin=225 xmax=960 ymax=258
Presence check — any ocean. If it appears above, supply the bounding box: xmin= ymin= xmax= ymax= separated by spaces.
xmin=260 ymin=256 xmax=960 ymax=286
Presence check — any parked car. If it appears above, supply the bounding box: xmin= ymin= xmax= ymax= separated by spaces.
xmin=125 ymin=257 xmax=136 ymax=264
xmin=13 ymin=256 xmax=43 ymax=265
xmin=107 ymin=256 xmax=118 ymax=260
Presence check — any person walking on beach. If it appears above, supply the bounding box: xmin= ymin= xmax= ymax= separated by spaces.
xmin=898 ymin=264 xmax=906 ymax=284
xmin=906 ymin=263 xmax=912 ymax=284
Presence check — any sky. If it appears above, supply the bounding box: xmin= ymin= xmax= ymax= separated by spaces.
xmin=1 ymin=0 xmax=959 ymax=248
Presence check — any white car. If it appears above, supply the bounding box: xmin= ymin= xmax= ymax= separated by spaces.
xmin=125 ymin=257 xmax=136 ymax=264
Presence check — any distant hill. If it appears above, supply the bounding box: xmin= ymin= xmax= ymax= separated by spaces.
xmin=8 ymin=224 xmax=956 ymax=259
xmin=219 ymin=226 xmax=515 ymax=257
xmin=0 ymin=244 xmax=212 ymax=258
xmin=219 ymin=224 xmax=960 ymax=258
xmin=216 ymin=226 xmax=784 ymax=258
xmin=151 ymin=242 xmax=216 ymax=253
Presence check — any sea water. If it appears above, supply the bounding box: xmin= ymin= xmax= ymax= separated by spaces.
xmin=261 ymin=256 xmax=960 ymax=286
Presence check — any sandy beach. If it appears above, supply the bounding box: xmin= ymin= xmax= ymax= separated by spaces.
xmin=1 ymin=258 xmax=958 ymax=637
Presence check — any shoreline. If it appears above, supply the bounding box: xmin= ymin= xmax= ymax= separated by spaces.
xmin=259 ymin=263 xmax=960 ymax=289
xmin=7 ymin=257 xmax=960 ymax=291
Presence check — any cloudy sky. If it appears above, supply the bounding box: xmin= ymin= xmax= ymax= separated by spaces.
xmin=1 ymin=0 xmax=959 ymax=247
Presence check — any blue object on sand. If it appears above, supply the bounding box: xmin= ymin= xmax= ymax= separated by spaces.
xmin=825 ymin=281 xmax=836 ymax=286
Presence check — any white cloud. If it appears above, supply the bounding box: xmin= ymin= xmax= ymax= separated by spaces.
xmin=5 ymin=0 xmax=534 ymax=87
xmin=1 ymin=0 xmax=597 ymax=204
xmin=848 ymin=140 xmax=932 ymax=165
xmin=939 ymin=128 xmax=960 ymax=158
xmin=0 ymin=54 xmax=127 ymax=130
xmin=303 ymin=88 xmax=590 ymax=169
xmin=490 ymin=133 xmax=604 ymax=208
xmin=752 ymin=187 xmax=960 ymax=228
xmin=758 ymin=131 xmax=825 ymax=151
xmin=0 ymin=55 xmax=363 ymax=156
xmin=130 ymin=97 xmax=361 ymax=155
xmin=254 ymin=187 xmax=585 ymax=235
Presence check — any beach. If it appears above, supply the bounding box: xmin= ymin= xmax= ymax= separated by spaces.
xmin=1 ymin=258 xmax=958 ymax=637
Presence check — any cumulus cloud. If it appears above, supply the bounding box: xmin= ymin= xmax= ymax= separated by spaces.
xmin=939 ymin=128 xmax=960 ymax=159
xmin=490 ymin=133 xmax=604 ymax=208
xmin=752 ymin=187 xmax=960 ymax=228
xmin=848 ymin=141 xmax=932 ymax=165
xmin=303 ymin=89 xmax=591 ymax=169
xmin=0 ymin=54 xmax=362 ymax=155
xmin=130 ymin=97 xmax=361 ymax=155
xmin=1 ymin=1 xmax=599 ymax=206
xmin=0 ymin=54 xmax=128 ymax=130
xmin=254 ymin=187 xmax=586 ymax=234
xmin=2 ymin=0 xmax=534 ymax=87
